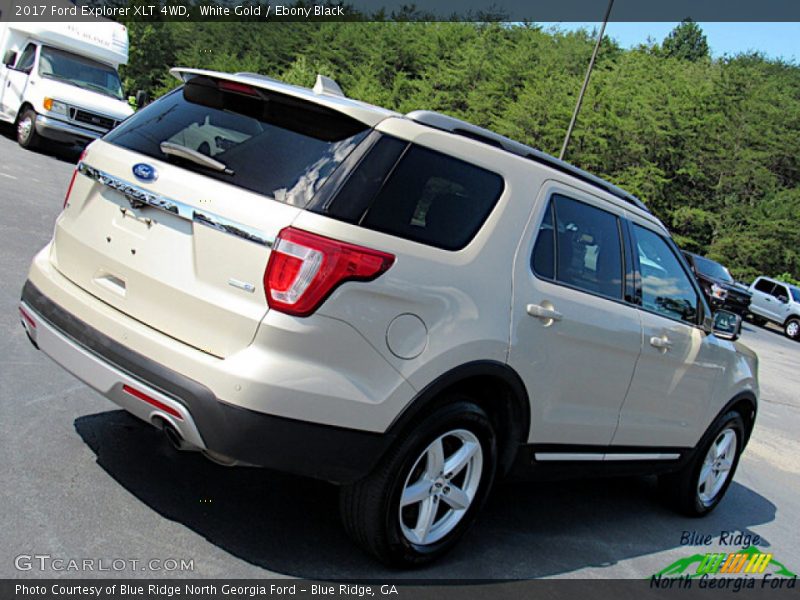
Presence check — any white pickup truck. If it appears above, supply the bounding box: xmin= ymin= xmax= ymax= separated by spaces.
xmin=0 ymin=22 xmax=134 ymax=150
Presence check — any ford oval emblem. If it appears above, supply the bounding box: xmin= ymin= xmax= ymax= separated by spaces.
xmin=132 ymin=163 xmax=157 ymax=182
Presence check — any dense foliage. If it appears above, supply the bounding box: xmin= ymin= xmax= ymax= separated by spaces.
xmin=119 ymin=21 xmax=800 ymax=282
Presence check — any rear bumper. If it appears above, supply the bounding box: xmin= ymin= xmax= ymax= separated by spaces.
xmin=35 ymin=114 xmax=105 ymax=145
xmin=20 ymin=281 xmax=394 ymax=484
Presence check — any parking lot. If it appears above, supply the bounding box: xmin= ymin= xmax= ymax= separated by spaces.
xmin=1 ymin=130 xmax=798 ymax=580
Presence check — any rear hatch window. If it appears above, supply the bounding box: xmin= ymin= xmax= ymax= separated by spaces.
xmin=105 ymin=76 xmax=370 ymax=206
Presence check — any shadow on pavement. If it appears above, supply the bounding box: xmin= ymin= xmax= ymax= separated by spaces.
xmin=75 ymin=410 xmax=777 ymax=579
xmin=0 ymin=123 xmax=83 ymax=164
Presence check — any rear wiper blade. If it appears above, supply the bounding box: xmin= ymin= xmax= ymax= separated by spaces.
xmin=159 ymin=142 xmax=234 ymax=175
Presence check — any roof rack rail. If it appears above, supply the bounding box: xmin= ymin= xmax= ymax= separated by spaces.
xmin=405 ymin=110 xmax=649 ymax=213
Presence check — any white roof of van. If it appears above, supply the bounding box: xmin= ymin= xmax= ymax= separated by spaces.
xmin=7 ymin=22 xmax=128 ymax=66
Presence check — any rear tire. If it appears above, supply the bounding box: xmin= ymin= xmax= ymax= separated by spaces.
xmin=784 ymin=317 xmax=800 ymax=341
xmin=659 ymin=410 xmax=744 ymax=517
xmin=16 ymin=108 xmax=41 ymax=149
xmin=749 ymin=315 xmax=767 ymax=327
xmin=339 ymin=399 xmax=497 ymax=567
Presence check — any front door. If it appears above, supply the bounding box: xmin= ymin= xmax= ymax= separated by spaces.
xmin=0 ymin=43 xmax=36 ymax=120
xmin=509 ymin=185 xmax=643 ymax=446
xmin=613 ymin=220 xmax=722 ymax=449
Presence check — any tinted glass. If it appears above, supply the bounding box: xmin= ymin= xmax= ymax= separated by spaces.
xmin=16 ymin=44 xmax=36 ymax=71
xmin=541 ymin=195 xmax=624 ymax=299
xmin=633 ymin=225 xmax=699 ymax=324
xmin=692 ymin=254 xmax=733 ymax=283
xmin=531 ymin=202 xmax=555 ymax=280
xmin=791 ymin=287 xmax=800 ymax=303
xmin=771 ymin=284 xmax=789 ymax=301
xmin=357 ymin=145 xmax=504 ymax=250
xmin=754 ymin=279 xmax=775 ymax=294
xmin=314 ymin=135 xmax=408 ymax=222
xmin=39 ymin=46 xmax=123 ymax=100
xmin=105 ymin=78 xmax=369 ymax=206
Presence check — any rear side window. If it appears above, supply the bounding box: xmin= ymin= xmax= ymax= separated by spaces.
xmin=531 ymin=194 xmax=624 ymax=300
xmin=104 ymin=77 xmax=369 ymax=206
xmin=313 ymin=138 xmax=504 ymax=251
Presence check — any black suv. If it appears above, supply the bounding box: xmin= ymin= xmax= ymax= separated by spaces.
xmin=683 ymin=252 xmax=752 ymax=317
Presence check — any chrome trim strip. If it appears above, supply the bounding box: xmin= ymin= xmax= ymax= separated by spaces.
xmin=603 ymin=453 xmax=681 ymax=461
xmin=535 ymin=453 xmax=604 ymax=462
xmin=78 ymin=162 xmax=274 ymax=248
xmin=36 ymin=115 xmax=103 ymax=140
xmin=534 ymin=452 xmax=681 ymax=462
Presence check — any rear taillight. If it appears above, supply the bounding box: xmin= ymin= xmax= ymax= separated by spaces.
xmin=265 ymin=227 xmax=395 ymax=317
xmin=63 ymin=148 xmax=88 ymax=209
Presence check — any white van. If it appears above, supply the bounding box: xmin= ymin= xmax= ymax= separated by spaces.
xmin=0 ymin=22 xmax=134 ymax=150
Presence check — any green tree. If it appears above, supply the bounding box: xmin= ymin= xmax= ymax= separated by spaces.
xmin=662 ymin=20 xmax=709 ymax=62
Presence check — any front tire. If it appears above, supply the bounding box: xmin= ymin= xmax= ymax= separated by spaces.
xmin=16 ymin=108 xmax=41 ymax=149
xmin=784 ymin=317 xmax=800 ymax=341
xmin=339 ymin=400 xmax=497 ymax=566
xmin=659 ymin=410 xmax=744 ymax=517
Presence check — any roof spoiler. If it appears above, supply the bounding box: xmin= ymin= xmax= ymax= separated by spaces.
xmin=170 ymin=68 xmax=346 ymax=98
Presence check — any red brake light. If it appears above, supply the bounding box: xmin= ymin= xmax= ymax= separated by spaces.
xmin=63 ymin=148 xmax=88 ymax=209
xmin=265 ymin=227 xmax=395 ymax=317
xmin=218 ymin=80 xmax=260 ymax=96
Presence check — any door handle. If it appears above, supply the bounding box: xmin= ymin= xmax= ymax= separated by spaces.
xmin=649 ymin=335 xmax=673 ymax=351
xmin=526 ymin=303 xmax=563 ymax=322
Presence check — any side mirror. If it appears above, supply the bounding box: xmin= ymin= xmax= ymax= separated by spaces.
xmin=135 ymin=90 xmax=149 ymax=108
xmin=3 ymin=50 xmax=17 ymax=68
xmin=712 ymin=310 xmax=742 ymax=341
xmin=777 ymin=295 xmax=789 ymax=304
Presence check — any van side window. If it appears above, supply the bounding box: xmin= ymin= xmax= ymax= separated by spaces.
xmin=531 ymin=194 xmax=624 ymax=300
xmin=15 ymin=44 xmax=36 ymax=72
xmin=753 ymin=279 xmax=775 ymax=294
xmin=632 ymin=224 xmax=699 ymax=324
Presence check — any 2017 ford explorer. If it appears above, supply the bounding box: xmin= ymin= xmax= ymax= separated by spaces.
xmin=19 ymin=68 xmax=759 ymax=566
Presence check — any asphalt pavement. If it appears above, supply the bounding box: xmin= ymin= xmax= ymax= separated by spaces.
xmin=0 ymin=130 xmax=798 ymax=580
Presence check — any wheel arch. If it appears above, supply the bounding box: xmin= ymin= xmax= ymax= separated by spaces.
xmin=386 ymin=361 xmax=530 ymax=476
xmin=783 ymin=313 xmax=800 ymax=327
xmin=709 ymin=391 xmax=757 ymax=448
xmin=15 ymin=102 xmax=35 ymax=123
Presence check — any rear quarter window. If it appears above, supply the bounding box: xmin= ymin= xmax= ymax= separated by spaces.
xmin=315 ymin=138 xmax=504 ymax=250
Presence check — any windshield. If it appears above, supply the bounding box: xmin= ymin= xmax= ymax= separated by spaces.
xmin=791 ymin=286 xmax=800 ymax=303
xmin=105 ymin=79 xmax=370 ymax=205
xmin=38 ymin=46 xmax=123 ymax=100
xmin=692 ymin=254 xmax=733 ymax=283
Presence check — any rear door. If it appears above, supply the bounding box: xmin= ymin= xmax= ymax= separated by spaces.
xmin=52 ymin=76 xmax=371 ymax=357
xmin=509 ymin=185 xmax=643 ymax=446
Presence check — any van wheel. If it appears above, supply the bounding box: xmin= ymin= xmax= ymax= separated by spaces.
xmin=659 ymin=410 xmax=744 ymax=517
xmin=17 ymin=108 xmax=41 ymax=149
xmin=339 ymin=400 xmax=497 ymax=566
xmin=785 ymin=317 xmax=800 ymax=340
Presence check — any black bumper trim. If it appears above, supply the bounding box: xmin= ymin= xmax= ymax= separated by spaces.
xmin=22 ymin=281 xmax=393 ymax=484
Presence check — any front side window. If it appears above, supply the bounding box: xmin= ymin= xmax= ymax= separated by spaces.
xmin=38 ymin=46 xmax=123 ymax=100
xmin=531 ymin=194 xmax=624 ymax=300
xmin=633 ymin=225 xmax=699 ymax=324
xmin=15 ymin=44 xmax=36 ymax=72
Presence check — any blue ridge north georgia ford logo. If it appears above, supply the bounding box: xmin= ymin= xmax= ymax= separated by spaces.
xmin=132 ymin=163 xmax=158 ymax=182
